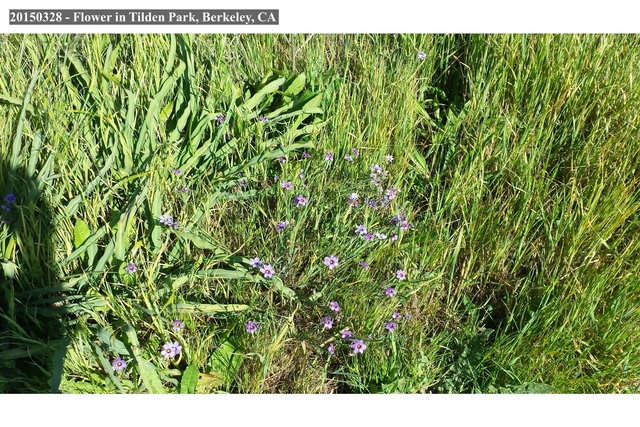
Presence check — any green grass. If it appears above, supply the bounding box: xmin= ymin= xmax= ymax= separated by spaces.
xmin=1 ymin=33 xmax=639 ymax=393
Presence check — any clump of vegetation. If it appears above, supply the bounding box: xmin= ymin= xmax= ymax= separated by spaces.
xmin=1 ymin=34 xmax=639 ymax=393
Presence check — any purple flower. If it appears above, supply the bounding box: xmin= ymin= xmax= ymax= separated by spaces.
xmin=329 ymin=301 xmax=340 ymax=312
xmin=322 ymin=316 xmax=333 ymax=329
xmin=355 ymin=225 xmax=367 ymax=235
xmin=390 ymin=213 xmax=406 ymax=226
xmin=216 ymin=114 xmax=226 ymax=124
xmin=341 ymin=329 xmax=353 ymax=339
xmin=405 ymin=313 xmax=411 ymax=319
xmin=344 ymin=155 xmax=354 ymax=162
xmin=273 ymin=174 xmax=280 ymax=183
xmin=396 ymin=269 xmax=407 ymax=280
xmin=351 ymin=339 xmax=367 ymax=354
xmin=324 ymin=255 xmax=339 ymax=270
xmin=172 ymin=168 xmax=182 ymax=176
xmin=159 ymin=214 xmax=178 ymax=229
xmin=363 ymin=233 xmax=375 ymax=242
xmin=327 ymin=343 xmax=335 ymax=355
xmin=112 ymin=357 xmax=127 ymax=371
xmin=258 ymin=115 xmax=268 ymax=122
xmin=294 ymin=195 xmax=308 ymax=207
xmin=385 ymin=287 xmax=397 ymax=298
xmin=275 ymin=220 xmax=289 ymax=231
xmin=348 ymin=192 xmax=360 ymax=207
xmin=171 ymin=320 xmax=185 ymax=331
xmin=385 ymin=155 xmax=394 ymax=163
xmin=3 ymin=193 xmax=17 ymax=204
xmin=277 ymin=156 xmax=287 ymax=163
xmin=370 ymin=174 xmax=382 ymax=187
xmin=280 ymin=181 xmax=293 ymax=190
xmin=125 ymin=262 xmax=137 ymax=274
xmin=239 ymin=179 xmax=247 ymax=187
xmin=352 ymin=148 xmax=360 ymax=156
xmin=1 ymin=204 xmax=10 ymax=212
xmin=391 ymin=234 xmax=398 ymax=241
xmin=260 ymin=264 xmax=275 ymax=278
xmin=386 ymin=188 xmax=399 ymax=201
xmin=417 ymin=51 xmax=427 ymax=60
xmin=249 ymin=257 xmax=263 ymax=268
xmin=324 ymin=152 xmax=334 ymax=162
xmin=359 ymin=261 xmax=370 ymax=270
xmin=375 ymin=232 xmax=387 ymax=240
xmin=371 ymin=164 xmax=383 ymax=174
xmin=302 ymin=152 xmax=311 ymax=159
xmin=384 ymin=321 xmax=397 ymax=332
xmin=159 ymin=214 xmax=174 ymax=226
xmin=400 ymin=220 xmax=411 ymax=230
xmin=246 ymin=320 xmax=259 ymax=334
xmin=392 ymin=312 xmax=401 ymax=320
xmin=161 ymin=341 xmax=181 ymax=359
xmin=177 ymin=186 xmax=189 ymax=193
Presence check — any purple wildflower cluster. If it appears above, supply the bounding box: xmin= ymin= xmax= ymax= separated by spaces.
xmin=351 ymin=339 xmax=367 ymax=354
xmin=327 ymin=342 xmax=335 ymax=355
xmin=159 ymin=214 xmax=179 ymax=229
xmin=384 ymin=287 xmax=397 ymax=298
xmin=216 ymin=114 xmax=226 ymax=124
xmin=324 ymin=255 xmax=339 ymax=270
xmin=260 ymin=264 xmax=275 ymax=278
xmin=275 ymin=220 xmax=290 ymax=231
xmin=171 ymin=320 xmax=185 ymax=331
xmin=112 ymin=357 xmax=127 ymax=372
xmin=322 ymin=316 xmax=333 ymax=329
xmin=1 ymin=193 xmax=17 ymax=223
xmin=112 ymin=318 xmax=186 ymax=372
xmin=347 ymin=192 xmax=360 ymax=207
xmin=246 ymin=320 xmax=259 ymax=334
xmin=384 ymin=321 xmax=397 ymax=332
xmin=390 ymin=212 xmax=414 ymax=230
xmin=125 ymin=262 xmax=137 ymax=274
xmin=248 ymin=257 xmax=276 ymax=279
xmin=161 ymin=341 xmax=182 ymax=359
xmin=294 ymin=195 xmax=308 ymax=207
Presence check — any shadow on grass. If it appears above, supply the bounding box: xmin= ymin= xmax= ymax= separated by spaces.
xmin=0 ymin=162 xmax=65 ymax=393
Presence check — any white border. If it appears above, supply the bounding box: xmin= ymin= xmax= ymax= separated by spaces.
xmin=2 ymin=394 xmax=640 ymax=425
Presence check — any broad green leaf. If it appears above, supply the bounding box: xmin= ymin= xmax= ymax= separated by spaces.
xmin=284 ymin=73 xmax=306 ymax=97
xmin=271 ymin=276 xmax=296 ymax=300
xmin=209 ymin=340 xmax=242 ymax=389
xmin=122 ymin=324 xmax=165 ymax=394
xmin=96 ymin=327 xmax=130 ymax=356
xmin=196 ymin=269 xmax=253 ymax=280
xmin=174 ymin=303 xmax=250 ymax=313
xmin=180 ymin=365 xmax=200 ymax=394
xmin=242 ymin=76 xmax=286 ymax=111
xmin=177 ymin=230 xmax=217 ymax=251
xmin=73 ymin=219 xmax=91 ymax=249
xmin=51 ymin=337 xmax=70 ymax=393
